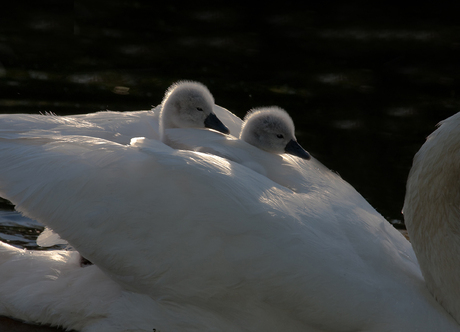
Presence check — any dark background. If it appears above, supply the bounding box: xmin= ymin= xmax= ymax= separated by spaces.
xmin=1 ymin=0 xmax=459 ymax=224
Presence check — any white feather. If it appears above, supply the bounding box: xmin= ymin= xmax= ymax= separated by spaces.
xmin=0 ymin=130 xmax=458 ymax=331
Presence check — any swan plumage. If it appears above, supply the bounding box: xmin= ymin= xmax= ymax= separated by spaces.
xmin=240 ymin=106 xmax=310 ymax=159
xmin=166 ymin=106 xmax=314 ymax=192
xmin=0 ymin=242 xmax=123 ymax=330
xmin=0 ymin=241 xmax=183 ymax=331
xmin=403 ymin=111 xmax=460 ymax=324
xmin=159 ymin=80 xmax=229 ymax=140
xmin=0 ymin=123 xmax=459 ymax=331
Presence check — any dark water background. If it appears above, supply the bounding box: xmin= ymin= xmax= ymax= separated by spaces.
xmin=0 ymin=0 xmax=459 ymax=227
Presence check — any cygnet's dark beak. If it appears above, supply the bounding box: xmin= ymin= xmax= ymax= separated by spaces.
xmin=285 ymin=139 xmax=311 ymax=160
xmin=204 ymin=113 xmax=230 ymax=134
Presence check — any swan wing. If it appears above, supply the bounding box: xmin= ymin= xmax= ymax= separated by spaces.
xmin=0 ymin=241 xmax=125 ymax=330
xmin=36 ymin=227 xmax=67 ymax=246
xmin=165 ymin=127 xmax=362 ymax=196
xmin=0 ymin=133 xmax=458 ymax=331
xmin=212 ymin=105 xmax=243 ymax=137
xmin=0 ymin=241 xmax=169 ymax=332
xmin=0 ymin=133 xmax=294 ymax=294
xmin=72 ymin=110 xmax=160 ymax=142
xmin=0 ymin=110 xmax=160 ymax=145
xmin=165 ymin=127 xmax=298 ymax=180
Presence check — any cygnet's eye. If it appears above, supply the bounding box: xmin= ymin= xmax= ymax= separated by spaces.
xmin=276 ymin=134 xmax=284 ymax=139
xmin=196 ymin=107 xmax=204 ymax=112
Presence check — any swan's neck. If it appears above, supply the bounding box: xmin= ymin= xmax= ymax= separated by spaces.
xmin=159 ymin=103 xmax=178 ymax=142
xmin=404 ymin=117 xmax=460 ymax=324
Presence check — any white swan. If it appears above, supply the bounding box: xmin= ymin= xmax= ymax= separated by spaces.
xmin=403 ymin=112 xmax=460 ymax=324
xmin=0 ymin=118 xmax=459 ymax=331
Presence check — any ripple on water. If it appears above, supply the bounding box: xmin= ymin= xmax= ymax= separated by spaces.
xmin=0 ymin=210 xmax=44 ymax=250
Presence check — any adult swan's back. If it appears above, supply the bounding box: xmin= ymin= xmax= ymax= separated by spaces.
xmin=0 ymin=128 xmax=459 ymax=330
xmin=404 ymin=111 xmax=460 ymax=325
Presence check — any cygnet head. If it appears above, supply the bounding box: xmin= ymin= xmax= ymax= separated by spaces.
xmin=240 ymin=106 xmax=310 ymax=160
xmin=159 ymin=81 xmax=230 ymax=140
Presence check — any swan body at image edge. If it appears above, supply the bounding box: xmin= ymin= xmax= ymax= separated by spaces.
xmin=0 ymin=128 xmax=459 ymax=330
